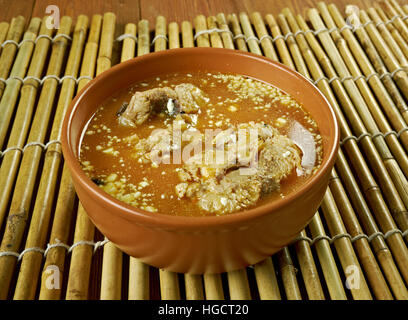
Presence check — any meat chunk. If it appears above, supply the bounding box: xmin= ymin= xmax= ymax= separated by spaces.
xmin=126 ymin=120 xmax=302 ymax=215
xmin=133 ymin=128 xmax=173 ymax=165
xmin=119 ymin=87 xmax=177 ymax=127
xmin=119 ymin=84 xmax=208 ymax=127
xmin=130 ymin=117 xmax=203 ymax=166
xmin=195 ymin=172 xmax=262 ymax=214
xmin=175 ymin=122 xmax=302 ymax=215
xmin=257 ymin=136 xmax=302 ymax=193
xmin=174 ymin=83 xmax=209 ymax=113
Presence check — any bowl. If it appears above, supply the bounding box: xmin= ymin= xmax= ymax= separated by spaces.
xmin=62 ymin=48 xmax=339 ymax=274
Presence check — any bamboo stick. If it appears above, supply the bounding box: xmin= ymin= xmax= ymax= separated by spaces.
xmin=137 ymin=20 xmax=150 ymax=57
xmin=293 ymin=232 xmax=326 ymax=300
xmin=37 ymin=174 xmax=76 ymax=299
xmin=276 ymin=13 xmax=312 ymax=81
xmin=285 ymin=10 xmax=408 ymax=285
xmin=0 ymin=5 xmax=404 ymax=302
xmin=208 ymin=18 xmax=253 ymax=299
xmin=128 ymin=16 xmax=155 ymax=302
xmin=277 ymin=17 xmax=328 ymax=300
xmin=0 ymin=17 xmax=40 ymax=149
xmin=2 ymin=15 xmax=54 ymax=148
xmin=0 ymin=15 xmax=86 ymax=300
xmin=375 ymin=6 xmax=408 ymax=60
xmin=369 ymin=6 xmax=408 ymax=69
xmin=359 ymin=10 xmax=408 ymax=101
xmin=280 ymin=11 xmax=364 ymax=299
xmin=193 ymin=15 xmax=210 ymax=47
xmin=0 ymin=14 xmax=72 ymax=264
xmin=236 ymin=13 xmax=304 ymax=300
xmin=203 ymin=15 xmax=255 ymax=300
xmin=320 ymin=189 xmax=373 ymax=299
xmin=100 ymin=244 xmax=122 ymax=300
xmin=0 ymin=22 xmax=9 ymax=55
xmin=342 ymin=12 xmax=408 ymax=124
xmin=143 ymin=17 xmax=186 ymax=301
xmin=328 ymin=4 xmax=408 ymax=151
xmin=96 ymin=13 xmax=116 ymax=75
xmin=137 ymin=20 xmax=150 ymax=56
xmin=277 ymin=248 xmax=302 ymax=300
xmin=181 ymin=21 xmax=194 ymax=48
xmin=125 ymin=21 xmax=150 ymax=300
xmin=168 ymin=22 xmax=180 ymax=49
xmin=0 ymin=16 xmax=25 ymax=99
xmin=216 ymin=13 xmax=235 ymax=49
xmin=250 ymin=12 xmax=278 ymax=60
xmin=65 ymin=13 xmax=114 ymax=300
xmin=308 ymin=214 xmax=347 ymax=300
xmin=239 ymin=13 xmax=262 ymax=55
xmin=203 ymin=274 xmax=224 ymax=300
xmin=388 ymin=0 xmax=406 ymax=16
xmin=162 ymin=22 xmax=228 ymax=300
xmin=246 ymin=11 xmax=307 ymax=300
xmin=128 ymin=259 xmax=149 ymax=300
xmin=11 ymin=15 xmax=89 ymax=301
xmin=213 ymin=15 xmax=234 ymax=51
xmin=65 ymin=205 xmax=95 ymax=299
xmin=227 ymin=269 xmax=251 ymax=300
xmin=185 ymin=274 xmax=204 ymax=300
xmin=154 ymin=16 xmax=167 ymax=52
xmin=329 ymin=168 xmax=407 ymax=299
xmin=206 ymin=16 xmax=223 ymax=48
xmin=38 ymin=15 xmax=101 ymax=300
xmin=121 ymin=23 xmax=136 ymax=62
xmin=0 ymin=16 xmax=69 ymax=299
xmin=308 ymin=7 xmax=408 ymax=234
xmin=280 ymin=12 xmax=356 ymax=300
xmin=256 ymin=12 xmax=325 ymax=300
xmin=159 ymin=269 xmax=180 ymax=300
xmin=93 ymin=12 xmax=124 ymax=301
xmin=317 ymin=3 xmax=408 ymax=203
xmin=379 ymin=0 xmax=408 ymax=44
xmin=265 ymin=14 xmax=295 ymax=69
xmin=297 ymin=9 xmax=408 ymax=282
xmin=227 ymin=14 xmax=247 ymax=51
xmin=0 ymin=19 xmax=44 ymax=299
xmin=353 ymin=25 xmax=408 ymax=127
xmin=253 ymin=258 xmax=281 ymax=300
xmin=0 ymin=17 xmax=60 ymax=230
xmin=98 ymin=13 xmax=121 ymax=301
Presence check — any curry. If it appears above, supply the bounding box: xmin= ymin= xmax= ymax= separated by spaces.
xmin=79 ymin=71 xmax=322 ymax=216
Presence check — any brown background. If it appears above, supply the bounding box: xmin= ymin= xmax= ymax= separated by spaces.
xmin=0 ymin=0 xmax=377 ymax=31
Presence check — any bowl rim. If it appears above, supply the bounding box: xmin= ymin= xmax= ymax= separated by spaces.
xmin=62 ymin=47 xmax=339 ymax=230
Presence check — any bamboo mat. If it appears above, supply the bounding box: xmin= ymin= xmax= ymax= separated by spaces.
xmin=0 ymin=0 xmax=408 ymax=300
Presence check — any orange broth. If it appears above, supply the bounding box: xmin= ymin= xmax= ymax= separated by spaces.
xmin=79 ymin=71 xmax=322 ymax=217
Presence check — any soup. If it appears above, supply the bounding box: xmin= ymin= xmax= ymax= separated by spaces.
xmin=79 ymin=71 xmax=322 ymax=217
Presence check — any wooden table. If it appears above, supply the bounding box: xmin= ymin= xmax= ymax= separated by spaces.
xmin=0 ymin=0 xmax=376 ymax=30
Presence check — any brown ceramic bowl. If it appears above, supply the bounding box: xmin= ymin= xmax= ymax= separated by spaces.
xmin=62 ymin=48 xmax=339 ymax=274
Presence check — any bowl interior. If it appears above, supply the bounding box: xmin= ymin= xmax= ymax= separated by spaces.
xmin=63 ymin=47 xmax=339 ymax=226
